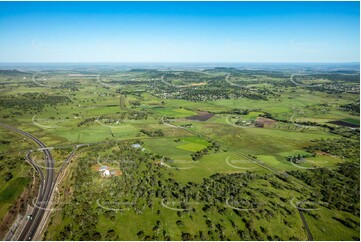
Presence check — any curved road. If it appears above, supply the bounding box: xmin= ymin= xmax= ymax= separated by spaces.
xmin=25 ymin=150 xmax=45 ymax=198
xmin=297 ymin=201 xmax=314 ymax=241
xmin=0 ymin=123 xmax=55 ymax=241
xmin=289 ymin=74 xmax=321 ymax=88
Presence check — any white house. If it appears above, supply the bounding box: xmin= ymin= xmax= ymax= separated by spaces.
xmin=102 ymin=170 xmax=110 ymax=177
xmin=132 ymin=143 xmax=142 ymax=149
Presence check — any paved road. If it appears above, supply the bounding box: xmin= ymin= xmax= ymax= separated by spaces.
xmin=225 ymin=73 xmax=252 ymax=88
xmin=0 ymin=123 xmax=55 ymax=241
xmin=289 ymin=74 xmax=321 ymax=88
xmin=31 ymin=74 xmax=47 ymax=87
xmin=225 ymin=73 xmax=240 ymax=87
xmin=297 ymin=201 xmax=314 ymax=241
xmin=54 ymin=144 xmax=84 ymax=182
xmin=161 ymin=73 xmax=178 ymax=87
xmin=25 ymin=150 xmax=45 ymax=197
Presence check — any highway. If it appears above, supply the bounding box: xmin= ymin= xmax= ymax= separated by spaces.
xmin=0 ymin=123 xmax=55 ymax=241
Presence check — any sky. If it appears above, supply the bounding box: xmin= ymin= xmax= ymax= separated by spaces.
xmin=0 ymin=1 xmax=359 ymax=63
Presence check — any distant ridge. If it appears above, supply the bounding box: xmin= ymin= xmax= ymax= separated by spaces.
xmin=0 ymin=69 xmax=28 ymax=76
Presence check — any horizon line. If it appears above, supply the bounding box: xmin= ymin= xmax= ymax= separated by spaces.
xmin=0 ymin=61 xmax=359 ymax=64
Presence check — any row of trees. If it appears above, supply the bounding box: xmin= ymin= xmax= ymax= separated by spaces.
xmin=140 ymin=129 xmax=164 ymax=137
xmin=191 ymin=141 xmax=220 ymax=161
xmin=0 ymin=92 xmax=71 ymax=112
xmin=341 ymin=101 xmax=360 ymax=115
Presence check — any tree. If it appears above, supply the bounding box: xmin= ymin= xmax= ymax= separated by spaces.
xmin=137 ymin=230 xmax=145 ymax=239
xmin=181 ymin=232 xmax=192 ymax=241
xmin=119 ymin=94 xmax=127 ymax=109
xmin=3 ymin=172 xmax=12 ymax=182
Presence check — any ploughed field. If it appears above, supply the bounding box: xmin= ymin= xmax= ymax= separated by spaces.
xmin=327 ymin=120 xmax=359 ymax=128
xmin=186 ymin=112 xmax=215 ymax=121
xmin=0 ymin=67 xmax=359 ymax=241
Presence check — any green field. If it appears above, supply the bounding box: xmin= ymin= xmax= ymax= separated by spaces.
xmin=0 ymin=67 xmax=359 ymax=241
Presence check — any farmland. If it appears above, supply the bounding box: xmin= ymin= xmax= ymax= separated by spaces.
xmin=0 ymin=64 xmax=359 ymax=240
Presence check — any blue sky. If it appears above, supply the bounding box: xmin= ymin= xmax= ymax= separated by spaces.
xmin=0 ymin=1 xmax=359 ymax=63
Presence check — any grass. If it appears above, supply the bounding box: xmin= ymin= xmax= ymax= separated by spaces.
xmin=191 ymin=122 xmax=336 ymax=157
xmin=0 ymin=177 xmax=31 ymax=219
xmin=51 ymin=123 xmax=139 ymax=143
xmin=150 ymin=107 xmax=197 ymax=118
xmin=2 ymin=69 xmax=359 ymax=241
xmin=176 ymin=142 xmax=207 ymax=152
xmin=0 ymin=131 xmax=33 ymax=221
xmin=342 ymin=118 xmax=360 ymax=125
xmin=143 ymin=137 xmax=194 ymax=157
xmin=0 ymin=177 xmax=30 ymax=203
xmin=182 ymin=136 xmax=210 ymax=146
xmin=305 ymin=207 xmax=360 ymax=240
xmin=170 ymin=151 xmax=267 ymax=184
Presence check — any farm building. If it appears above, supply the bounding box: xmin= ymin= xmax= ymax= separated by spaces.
xmin=132 ymin=143 xmax=142 ymax=149
xmin=255 ymin=117 xmax=277 ymax=128
xmin=102 ymin=169 xmax=110 ymax=177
